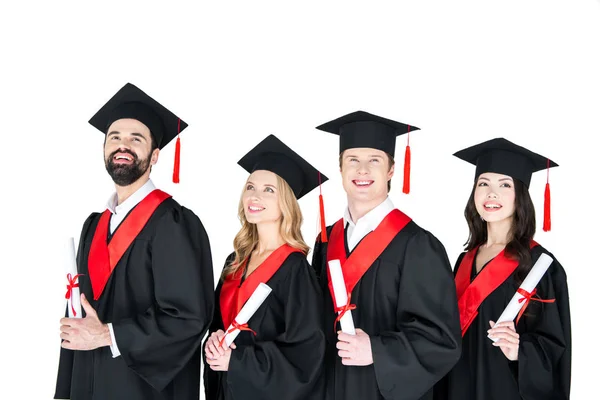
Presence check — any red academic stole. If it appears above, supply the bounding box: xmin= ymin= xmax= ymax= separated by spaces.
xmin=455 ymin=240 xmax=539 ymax=336
xmin=88 ymin=189 xmax=171 ymax=300
xmin=219 ymin=244 xmax=303 ymax=329
xmin=326 ymin=209 xmax=412 ymax=313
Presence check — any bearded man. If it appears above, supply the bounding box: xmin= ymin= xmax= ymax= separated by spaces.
xmin=54 ymin=83 xmax=214 ymax=400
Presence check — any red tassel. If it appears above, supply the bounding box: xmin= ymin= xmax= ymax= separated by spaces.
xmin=543 ymin=182 xmax=551 ymax=232
xmin=172 ymin=118 xmax=181 ymax=184
xmin=173 ymin=136 xmax=181 ymax=184
xmin=319 ymin=194 xmax=327 ymax=243
xmin=402 ymin=127 xmax=411 ymax=194
xmin=318 ymin=172 xmax=327 ymax=243
xmin=402 ymin=145 xmax=411 ymax=194
xmin=542 ymin=158 xmax=551 ymax=232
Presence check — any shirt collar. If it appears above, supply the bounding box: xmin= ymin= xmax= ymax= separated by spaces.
xmin=106 ymin=179 xmax=156 ymax=215
xmin=343 ymin=196 xmax=395 ymax=230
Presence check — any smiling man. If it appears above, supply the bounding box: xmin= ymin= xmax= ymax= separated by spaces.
xmin=312 ymin=111 xmax=462 ymax=400
xmin=54 ymin=83 xmax=214 ymax=400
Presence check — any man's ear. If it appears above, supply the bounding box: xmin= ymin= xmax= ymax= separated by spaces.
xmin=150 ymin=148 xmax=160 ymax=165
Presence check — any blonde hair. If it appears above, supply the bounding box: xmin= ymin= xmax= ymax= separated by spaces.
xmin=223 ymin=173 xmax=310 ymax=278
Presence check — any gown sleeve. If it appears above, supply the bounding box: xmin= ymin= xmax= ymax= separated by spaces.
xmin=516 ymin=248 xmax=571 ymax=400
xmin=54 ymin=213 xmax=98 ymax=399
xmin=202 ymin=256 xmax=229 ymax=400
xmin=111 ymin=207 xmax=215 ymax=391
xmin=370 ymin=230 xmax=462 ymax=400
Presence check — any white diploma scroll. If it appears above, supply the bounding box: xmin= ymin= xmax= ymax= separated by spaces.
xmin=65 ymin=237 xmax=82 ymax=318
xmin=222 ymin=283 xmax=272 ymax=347
xmin=328 ymin=259 xmax=356 ymax=335
xmin=489 ymin=253 xmax=553 ymax=342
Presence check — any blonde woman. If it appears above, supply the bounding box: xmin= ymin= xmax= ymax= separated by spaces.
xmin=203 ymin=135 xmax=327 ymax=400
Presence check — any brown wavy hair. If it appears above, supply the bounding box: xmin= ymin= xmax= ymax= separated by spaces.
xmin=464 ymin=177 xmax=536 ymax=287
xmin=223 ymin=173 xmax=309 ymax=277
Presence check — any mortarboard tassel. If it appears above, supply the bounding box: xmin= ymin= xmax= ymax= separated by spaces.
xmin=173 ymin=119 xmax=181 ymax=184
xmin=402 ymin=126 xmax=411 ymax=194
xmin=543 ymin=158 xmax=551 ymax=232
xmin=318 ymin=172 xmax=328 ymax=243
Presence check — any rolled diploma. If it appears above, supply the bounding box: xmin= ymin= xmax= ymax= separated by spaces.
xmin=328 ymin=259 xmax=356 ymax=335
xmin=489 ymin=253 xmax=553 ymax=342
xmin=65 ymin=237 xmax=82 ymax=318
xmin=223 ymin=282 xmax=272 ymax=347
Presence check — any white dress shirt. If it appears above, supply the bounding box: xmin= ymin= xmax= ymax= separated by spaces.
xmin=105 ymin=179 xmax=156 ymax=358
xmin=343 ymin=197 xmax=395 ymax=251
xmin=106 ymin=179 xmax=156 ymax=234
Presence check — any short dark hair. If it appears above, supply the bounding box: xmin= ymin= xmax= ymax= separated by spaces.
xmin=149 ymin=132 xmax=158 ymax=152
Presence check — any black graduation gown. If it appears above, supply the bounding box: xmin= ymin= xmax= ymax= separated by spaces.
xmin=203 ymin=251 xmax=326 ymax=400
xmin=311 ymin=220 xmax=462 ymax=400
xmin=434 ymin=245 xmax=571 ymax=400
xmin=54 ymin=198 xmax=215 ymax=400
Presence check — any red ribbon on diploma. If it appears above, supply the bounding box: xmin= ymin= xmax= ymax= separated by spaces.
xmin=516 ymin=287 xmax=555 ymax=325
xmin=65 ymin=273 xmax=83 ymax=317
xmin=219 ymin=320 xmax=257 ymax=348
xmin=334 ymin=292 xmax=357 ymax=333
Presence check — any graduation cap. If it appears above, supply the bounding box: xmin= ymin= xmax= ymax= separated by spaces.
xmin=315 ymin=110 xmax=419 ymax=194
xmin=89 ymin=83 xmax=187 ymax=183
xmin=238 ymin=134 xmax=330 ymax=241
xmin=453 ymin=137 xmax=559 ymax=231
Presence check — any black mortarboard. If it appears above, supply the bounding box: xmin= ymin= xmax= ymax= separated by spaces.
xmin=315 ymin=110 xmax=418 ymax=158
xmin=316 ymin=110 xmax=419 ymax=194
xmin=453 ymin=137 xmax=559 ymax=231
xmin=453 ymin=137 xmax=558 ymax=188
xmin=88 ymin=83 xmax=187 ymax=150
xmin=238 ymin=134 xmax=328 ymax=200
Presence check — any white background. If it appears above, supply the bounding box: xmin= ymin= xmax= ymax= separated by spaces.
xmin=0 ymin=1 xmax=598 ymax=398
